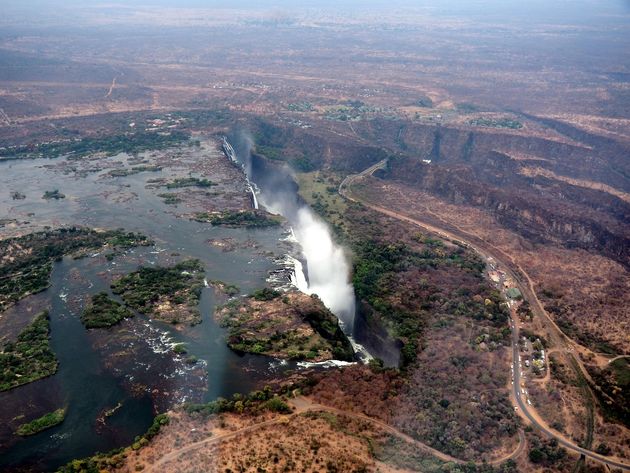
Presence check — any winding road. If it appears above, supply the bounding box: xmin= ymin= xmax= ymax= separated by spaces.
xmin=340 ymin=159 xmax=630 ymax=471
xmin=145 ymin=397 xmax=524 ymax=472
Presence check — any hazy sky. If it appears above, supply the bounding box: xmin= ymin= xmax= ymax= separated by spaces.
xmin=4 ymin=0 xmax=630 ymax=23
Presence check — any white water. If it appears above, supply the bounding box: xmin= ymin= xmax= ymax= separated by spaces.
xmin=272 ymin=203 xmax=373 ymax=363
xmin=291 ymin=208 xmax=356 ymax=322
xmin=296 ymin=360 xmax=356 ymax=369
xmin=223 ymin=134 xmax=371 ymax=361
xmin=288 ymin=255 xmax=309 ymax=292
xmin=224 ymin=136 xmax=259 ymax=210
xmin=247 ymin=183 xmax=258 ymax=210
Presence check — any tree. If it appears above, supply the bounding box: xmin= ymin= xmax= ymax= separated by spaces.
xmin=596 ymin=443 xmax=611 ymax=455
xmin=529 ymin=448 xmax=545 ymax=463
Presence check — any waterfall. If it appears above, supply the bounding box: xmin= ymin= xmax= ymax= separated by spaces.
xmin=288 ymin=255 xmax=309 ymax=293
xmin=291 ymin=207 xmax=355 ymax=325
xmin=223 ymin=136 xmax=259 ymax=210
xmin=223 ymin=133 xmax=372 ymax=361
xmin=249 ymin=184 xmax=259 ymax=210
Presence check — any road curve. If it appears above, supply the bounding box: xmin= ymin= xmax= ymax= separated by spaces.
xmin=340 ymin=163 xmax=630 ymax=471
xmin=145 ymin=398 xmax=523 ymax=472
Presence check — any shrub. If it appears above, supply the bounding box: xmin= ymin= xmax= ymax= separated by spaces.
xmin=265 ymin=397 xmax=291 ymax=413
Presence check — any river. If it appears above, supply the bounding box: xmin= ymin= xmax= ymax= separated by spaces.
xmin=0 ymin=136 xmax=400 ymax=471
xmin=0 ymin=143 xmax=297 ymax=470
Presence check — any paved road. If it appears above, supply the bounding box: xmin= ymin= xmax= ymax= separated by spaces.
xmin=608 ymin=355 xmax=630 ymax=364
xmin=341 ymin=163 xmax=630 ymax=471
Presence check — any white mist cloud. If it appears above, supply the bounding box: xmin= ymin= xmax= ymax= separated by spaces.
xmin=257 ymin=183 xmax=355 ymax=327
xmin=292 ymin=207 xmax=356 ymax=325
xmin=231 ymin=131 xmax=356 ymax=327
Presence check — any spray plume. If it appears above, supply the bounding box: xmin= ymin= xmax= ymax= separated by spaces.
xmin=231 ymin=130 xmax=356 ymax=328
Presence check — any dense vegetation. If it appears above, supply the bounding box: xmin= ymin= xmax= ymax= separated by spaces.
xmin=194 ymin=210 xmax=282 ymax=228
xmin=0 ymin=130 xmax=190 ymax=161
xmin=165 ymin=177 xmax=214 ymax=188
xmin=298 ymin=295 xmax=355 ymax=361
xmin=80 ymin=292 xmax=135 ymax=328
xmin=16 ymin=408 xmax=66 ymax=436
xmin=416 ymin=95 xmax=434 ymax=108
xmin=110 ymin=260 xmax=204 ymax=325
xmin=527 ymin=437 xmax=567 ymax=466
xmin=0 ymin=227 xmax=151 ymax=311
xmin=157 ymin=193 xmax=182 ymax=205
xmin=210 ymin=280 xmax=240 ymax=296
xmin=252 ymin=287 xmax=281 ymax=301
xmin=0 ymin=311 xmax=57 ymax=391
xmin=351 ymin=236 xmax=506 ymax=366
xmin=588 ymin=358 xmax=630 ymax=427
xmin=184 ymin=386 xmax=291 ymax=417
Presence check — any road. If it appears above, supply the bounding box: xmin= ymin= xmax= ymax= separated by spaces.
xmin=340 ymin=161 xmax=630 ymax=471
xmin=105 ymin=76 xmax=117 ymax=98
xmin=145 ymin=397 xmax=524 ymax=472
xmin=608 ymin=355 xmax=630 ymax=364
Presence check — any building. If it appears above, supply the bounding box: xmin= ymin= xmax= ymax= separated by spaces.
xmin=506 ymin=287 xmax=522 ymax=300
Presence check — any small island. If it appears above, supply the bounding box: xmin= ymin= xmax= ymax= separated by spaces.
xmin=165 ymin=177 xmax=214 ymax=188
xmin=194 ymin=210 xmax=282 ymax=228
xmin=217 ymin=289 xmax=354 ymax=362
xmin=107 ymin=165 xmax=162 ymax=177
xmin=0 ymin=311 xmax=58 ymax=391
xmin=111 ymin=259 xmax=205 ymax=326
xmin=157 ymin=193 xmax=182 ymax=205
xmin=42 ymin=189 xmax=65 ymax=200
xmin=16 ymin=408 xmax=66 ymax=436
xmin=81 ymin=292 xmax=135 ymax=328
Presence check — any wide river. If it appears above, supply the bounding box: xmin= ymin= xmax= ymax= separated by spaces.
xmin=0 ymin=138 xmax=399 ymax=471
xmin=0 ymin=145 xmax=297 ymax=470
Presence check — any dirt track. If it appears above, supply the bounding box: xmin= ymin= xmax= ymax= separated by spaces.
xmin=144 ymin=396 xmax=524 ymax=472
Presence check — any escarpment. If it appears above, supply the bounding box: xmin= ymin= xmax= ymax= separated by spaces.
xmin=388 ymin=155 xmax=630 ymax=268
